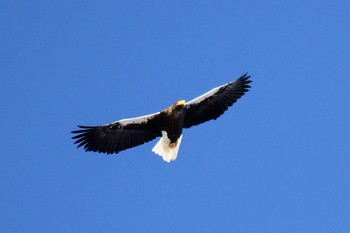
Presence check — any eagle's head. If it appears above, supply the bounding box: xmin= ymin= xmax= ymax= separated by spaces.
xmin=172 ymin=100 xmax=185 ymax=111
xmin=175 ymin=100 xmax=185 ymax=106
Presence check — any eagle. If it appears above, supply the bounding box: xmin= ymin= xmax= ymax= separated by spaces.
xmin=71 ymin=73 xmax=252 ymax=162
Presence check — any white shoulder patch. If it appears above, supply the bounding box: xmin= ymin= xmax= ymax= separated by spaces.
xmin=117 ymin=112 xmax=160 ymax=126
xmin=186 ymin=82 xmax=228 ymax=105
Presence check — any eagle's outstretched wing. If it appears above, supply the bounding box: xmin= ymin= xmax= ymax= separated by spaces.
xmin=183 ymin=73 xmax=251 ymax=128
xmin=71 ymin=113 xmax=163 ymax=154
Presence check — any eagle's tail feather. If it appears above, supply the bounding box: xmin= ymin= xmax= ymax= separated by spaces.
xmin=152 ymin=132 xmax=182 ymax=162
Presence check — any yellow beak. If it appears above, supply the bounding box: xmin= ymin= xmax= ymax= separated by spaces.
xmin=176 ymin=100 xmax=185 ymax=106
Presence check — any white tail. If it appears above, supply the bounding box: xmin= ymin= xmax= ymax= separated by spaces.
xmin=152 ymin=131 xmax=183 ymax=162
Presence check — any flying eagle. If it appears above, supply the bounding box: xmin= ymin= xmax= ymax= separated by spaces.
xmin=71 ymin=73 xmax=251 ymax=162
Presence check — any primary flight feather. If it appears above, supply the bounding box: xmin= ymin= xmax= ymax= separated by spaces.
xmin=71 ymin=73 xmax=252 ymax=162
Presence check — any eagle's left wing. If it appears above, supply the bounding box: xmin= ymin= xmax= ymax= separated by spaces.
xmin=71 ymin=112 xmax=163 ymax=154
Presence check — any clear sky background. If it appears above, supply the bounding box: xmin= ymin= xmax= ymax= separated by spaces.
xmin=1 ymin=1 xmax=350 ymax=232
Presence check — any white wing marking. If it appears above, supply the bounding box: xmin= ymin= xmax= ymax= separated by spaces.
xmin=185 ymin=82 xmax=228 ymax=105
xmin=116 ymin=112 xmax=160 ymax=126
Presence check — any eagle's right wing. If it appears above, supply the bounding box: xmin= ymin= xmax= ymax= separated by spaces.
xmin=183 ymin=73 xmax=251 ymax=129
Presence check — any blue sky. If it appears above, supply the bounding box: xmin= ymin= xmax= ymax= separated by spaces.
xmin=1 ymin=1 xmax=350 ymax=232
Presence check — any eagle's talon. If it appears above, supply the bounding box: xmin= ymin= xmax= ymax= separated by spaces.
xmin=169 ymin=142 xmax=176 ymax=148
